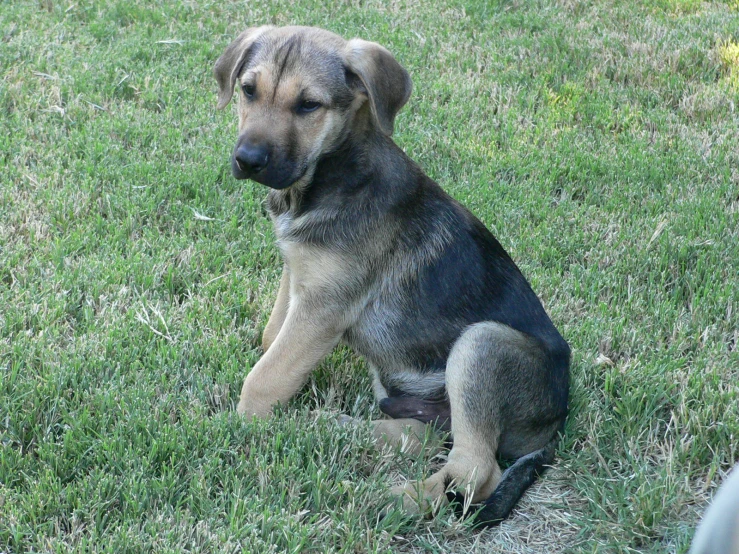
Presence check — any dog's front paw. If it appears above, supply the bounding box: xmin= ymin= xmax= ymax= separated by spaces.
xmin=236 ymin=396 xmax=273 ymax=418
xmin=236 ymin=376 xmax=278 ymax=417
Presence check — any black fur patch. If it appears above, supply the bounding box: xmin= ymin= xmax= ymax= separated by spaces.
xmin=272 ymin=35 xmax=302 ymax=101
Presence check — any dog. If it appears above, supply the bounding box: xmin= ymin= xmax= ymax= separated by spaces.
xmin=214 ymin=25 xmax=570 ymax=526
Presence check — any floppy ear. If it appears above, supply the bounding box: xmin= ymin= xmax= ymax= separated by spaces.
xmin=214 ymin=26 xmax=273 ymax=110
xmin=343 ymin=38 xmax=412 ymax=135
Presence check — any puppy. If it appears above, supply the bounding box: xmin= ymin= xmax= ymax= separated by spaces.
xmin=214 ymin=25 xmax=570 ymax=526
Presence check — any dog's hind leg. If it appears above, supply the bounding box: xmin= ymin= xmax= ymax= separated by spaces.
xmin=371 ymin=418 xmax=433 ymax=456
xmin=324 ymin=414 xmax=437 ymax=456
xmin=392 ymin=323 xmax=502 ymax=511
xmin=393 ymin=322 xmax=562 ymax=518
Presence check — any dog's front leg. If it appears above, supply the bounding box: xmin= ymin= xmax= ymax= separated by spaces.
xmin=238 ymin=299 xmax=342 ymax=417
xmin=262 ymin=265 xmax=290 ymax=352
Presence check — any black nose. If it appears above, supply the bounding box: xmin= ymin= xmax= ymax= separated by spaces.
xmin=234 ymin=143 xmax=270 ymax=174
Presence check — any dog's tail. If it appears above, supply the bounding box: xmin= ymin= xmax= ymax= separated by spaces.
xmin=448 ymin=433 xmax=560 ymax=528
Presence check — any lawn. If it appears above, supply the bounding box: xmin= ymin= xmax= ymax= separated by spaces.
xmin=1 ymin=0 xmax=738 ymax=552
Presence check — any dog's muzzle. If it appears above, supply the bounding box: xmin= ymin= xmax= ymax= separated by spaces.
xmin=231 ymin=141 xmax=296 ymax=189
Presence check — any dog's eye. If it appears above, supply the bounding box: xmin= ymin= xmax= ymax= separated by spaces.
xmin=242 ymin=83 xmax=255 ymax=98
xmin=297 ymin=100 xmax=321 ymax=114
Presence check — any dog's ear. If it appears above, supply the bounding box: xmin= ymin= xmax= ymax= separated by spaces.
xmin=214 ymin=26 xmax=273 ymax=110
xmin=343 ymin=39 xmax=412 ymax=135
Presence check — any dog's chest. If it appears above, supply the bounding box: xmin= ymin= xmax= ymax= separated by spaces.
xmin=278 ymin=243 xmax=340 ymax=296
xmin=273 ymin=212 xmax=354 ymax=299
xmin=272 ymin=208 xmax=455 ymax=387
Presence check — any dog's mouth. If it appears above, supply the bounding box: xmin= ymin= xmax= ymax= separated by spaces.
xmin=231 ymin=155 xmax=307 ymax=190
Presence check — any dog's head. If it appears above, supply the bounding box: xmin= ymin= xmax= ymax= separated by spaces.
xmin=214 ymin=26 xmax=412 ymax=189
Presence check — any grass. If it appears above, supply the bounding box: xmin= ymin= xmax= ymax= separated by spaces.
xmin=1 ymin=0 xmax=738 ymax=551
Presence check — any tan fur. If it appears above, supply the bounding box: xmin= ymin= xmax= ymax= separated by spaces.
xmin=262 ymin=265 xmax=290 ymax=352
xmin=237 ymin=296 xmax=343 ymax=416
xmin=371 ymin=418 xmax=432 ymax=457
xmin=238 ymin=242 xmax=356 ymax=416
xmin=236 ymin=66 xmax=345 ymax=168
